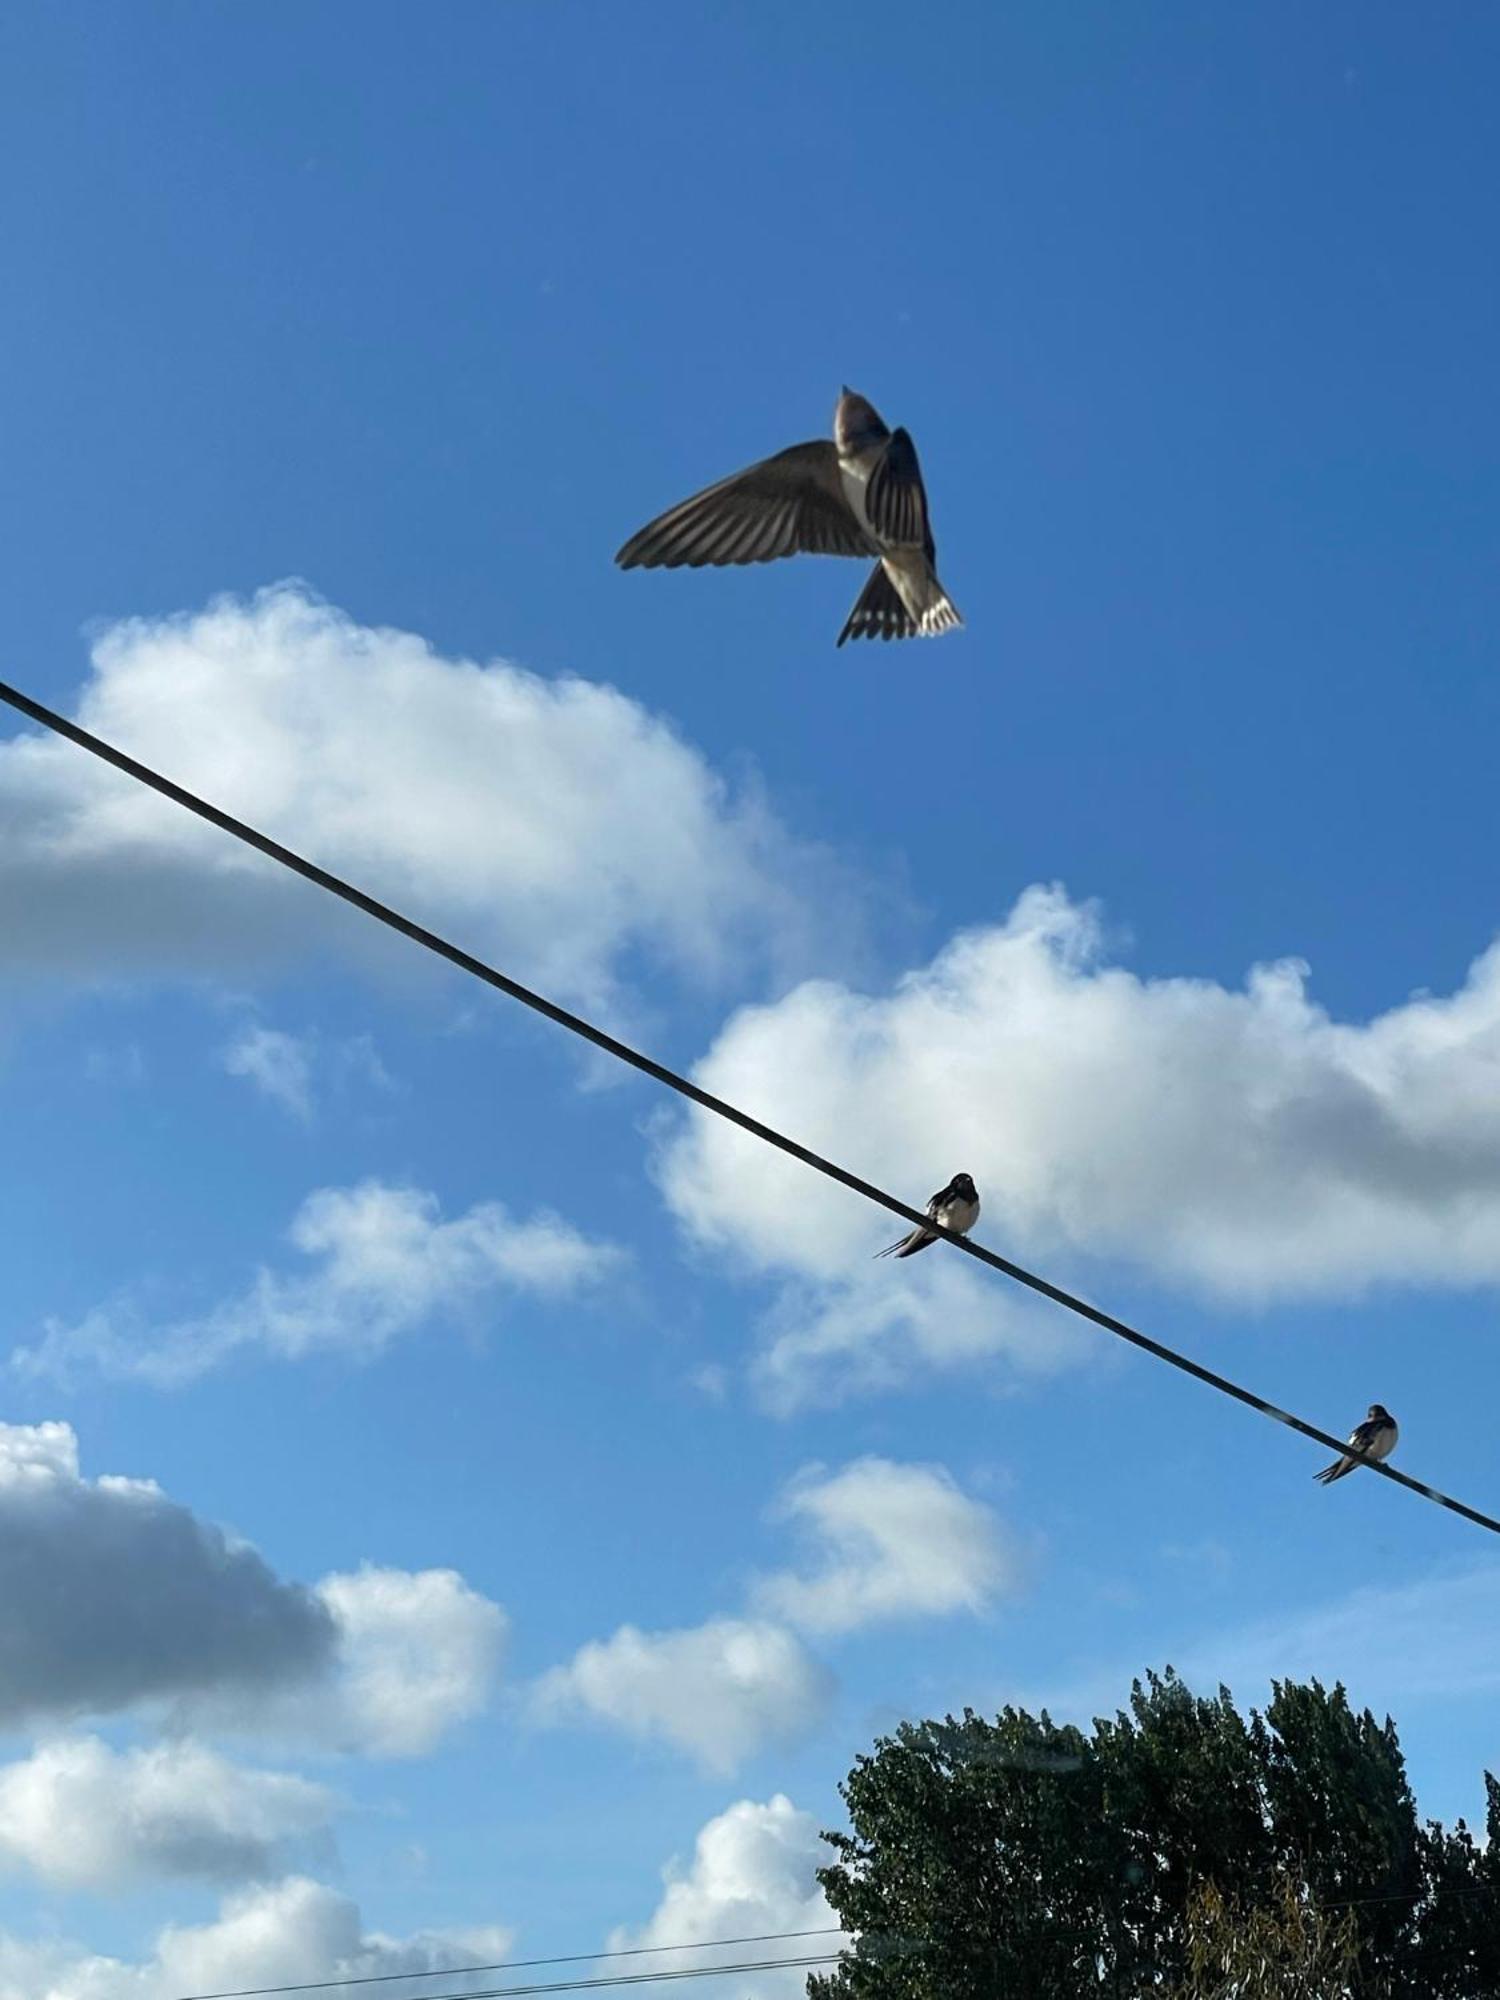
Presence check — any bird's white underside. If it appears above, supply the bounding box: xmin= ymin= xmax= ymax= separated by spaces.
xmin=938 ymin=1196 xmax=980 ymax=1236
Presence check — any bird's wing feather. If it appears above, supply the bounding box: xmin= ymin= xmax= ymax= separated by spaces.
xmin=616 ymin=442 xmax=871 ymax=568
xmin=863 ymin=429 xmax=931 ymax=549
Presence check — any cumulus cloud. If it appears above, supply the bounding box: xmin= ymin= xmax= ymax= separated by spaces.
xmin=609 ymin=1795 xmax=840 ymax=1999
xmin=193 ymin=1565 xmax=507 ymax=1758
xmin=0 ymin=585 xmax=843 ymax=1013
xmin=755 ymin=1458 xmax=1017 ymax=1636
xmin=0 ymin=1875 xmax=513 ymax=2000
xmin=0 ymin=1738 xmax=333 ymax=1890
xmin=530 ymin=1463 xmax=1009 ymax=1771
xmin=0 ymin=1421 xmax=334 ymax=1729
xmin=221 ymin=1023 xmax=314 ymax=1118
xmin=0 ymin=1425 xmax=500 ymax=1755
xmin=749 ymin=1259 xmax=1076 ymax=1415
xmin=533 ymin=1620 xmax=831 ymax=1775
xmin=15 ymin=1178 xmax=622 ymax=1385
xmin=659 ymin=885 xmax=1500 ymax=1398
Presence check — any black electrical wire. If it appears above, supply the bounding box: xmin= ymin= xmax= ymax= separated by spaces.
xmin=165 ymin=1930 xmax=847 ymax=2000
xmin=173 ymin=1952 xmax=844 ymax=2000
xmin=2 ymin=678 xmax=1495 ymax=1535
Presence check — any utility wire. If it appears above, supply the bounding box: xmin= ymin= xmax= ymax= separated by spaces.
xmin=166 ymin=1931 xmax=847 ymax=2000
xmin=373 ymin=1957 xmax=842 ymax=2000
xmin=159 ymin=1875 xmax=1500 ymax=2000
xmin=171 ymin=1954 xmax=844 ymax=2000
xmin=3 ymin=677 xmax=1496 ymax=1537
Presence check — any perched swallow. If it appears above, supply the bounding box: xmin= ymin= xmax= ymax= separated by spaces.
xmin=876 ymin=1173 xmax=981 ymax=1260
xmin=615 ymin=388 xmax=962 ymax=647
xmin=1314 ymin=1404 xmax=1399 ymax=1485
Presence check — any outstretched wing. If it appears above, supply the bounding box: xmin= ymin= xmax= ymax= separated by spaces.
xmin=616 ymin=441 xmax=872 ymax=568
xmin=863 ymin=429 xmax=933 ymax=554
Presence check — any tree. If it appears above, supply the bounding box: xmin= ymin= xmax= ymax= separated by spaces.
xmin=1408 ymin=1775 xmax=1500 ymax=1998
xmin=810 ymin=1672 xmax=1497 ymax=1999
xmin=1169 ymin=1877 xmax=1366 ymax=1999
xmin=1250 ymin=1678 xmax=1419 ymax=1983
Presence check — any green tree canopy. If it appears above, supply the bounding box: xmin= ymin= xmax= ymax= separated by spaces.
xmin=811 ymin=1671 xmax=1497 ymax=1998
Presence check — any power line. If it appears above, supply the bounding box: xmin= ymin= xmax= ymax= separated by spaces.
xmin=158 ymin=1876 xmax=1500 ymax=2000
xmin=3 ymin=677 xmax=1496 ymax=1537
xmin=167 ymin=1931 xmax=847 ymax=2000
xmin=387 ymin=1957 xmax=841 ymax=2000
xmin=172 ymin=1953 xmax=844 ymax=2000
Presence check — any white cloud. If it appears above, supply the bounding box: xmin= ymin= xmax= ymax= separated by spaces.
xmin=0 ymin=1421 xmax=334 ymax=1728
xmin=755 ymin=1458 xmax=1017 ymax=1636
xmin=15 ymin=1179 xmax=622 ymax=1386
xmin=659 ymin=885 xmax=1500 ymax=1400
xmin=0 ymin=1738 xmax=333 ymax=1890
xmin=533 ymin=1619 xmax=831 ymax=1775
xmin=193 ymin=1566 xmax=507 ymax=1758
xmin=222 ymin=1023 xmax=314 ymax=1118
xmin=610 ymin=1795 xmax=840 ymax=2000
xmin=219 ymin=1023 xmax=396 ymax=1118
xmin=315 ymin=1567 xmax=505 ymax=1755
xmin=0 ymin=1424 xmax=499 ymax=1755
xmin=0 ymin=1875 xmax=513 ymax=2000
xmin=749 ymin=1259 xmax=1078 ymax=1415
xmin=0 ymin=585 xmax=843 ymax=1014
xmin=529 ymin=1462 xmax=1012 ymax=1772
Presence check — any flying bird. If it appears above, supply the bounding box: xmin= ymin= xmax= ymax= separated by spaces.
xmin=876 ymin=1173 xmax=981 ymax=1260
xmin=615 ymin=388 xmax=962 ymax=647
xmin=1314 ymin=1404 xmax=1399 ymax=1485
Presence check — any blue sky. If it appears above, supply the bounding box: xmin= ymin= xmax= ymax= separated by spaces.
xmin=3 ymin=2 xmax=1500 ymax=1992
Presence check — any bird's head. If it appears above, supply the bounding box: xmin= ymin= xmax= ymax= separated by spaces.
xmin=1368 ymin=1403 xmax=1392 ymax=1421
xmin=835 ymin=387 xmax=889 ymax=454
xmin=951 ymin=1173 xmax=977 ymax=1200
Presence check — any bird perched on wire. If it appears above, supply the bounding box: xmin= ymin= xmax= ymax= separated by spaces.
xmin=1314 ymin=1404 xmax=1399 ymax=1485
xmin=615 ymin=388 xmax=962 ymax=648
xmin=876 ymin=1173 xmax=981 ymax=1260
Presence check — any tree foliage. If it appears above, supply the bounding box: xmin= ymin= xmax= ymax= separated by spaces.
xmin=811 ymin=1671 xmax=1498 ymax=1999
xmin=1170 ymin=1877 xmax=1365 ymax=1998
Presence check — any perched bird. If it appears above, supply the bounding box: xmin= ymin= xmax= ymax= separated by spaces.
xmin=876 ymin=1173 xmax=981 ymax=1260
xmin=1314 ymin=1404 xmax=1399 ymax=1485
xmin=615 ymin=388 xmax=962 ymax=647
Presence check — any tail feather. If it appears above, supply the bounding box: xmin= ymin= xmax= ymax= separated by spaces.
xmin=838 ymin=563 xmax=917 ymax=647
xmin=837 ymin=561 xmax=963 ymax=647
xmin=916 ymin=577 xmax=962 ymax=636
xmin=875 ymin=1228 xmax=935 ymax=1259
xmin=1315 ymin=1459 xmax=1351 ymax=1485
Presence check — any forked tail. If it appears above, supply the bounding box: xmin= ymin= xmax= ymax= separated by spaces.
xmin=837 ymin=561 xmax=962 ymax=646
